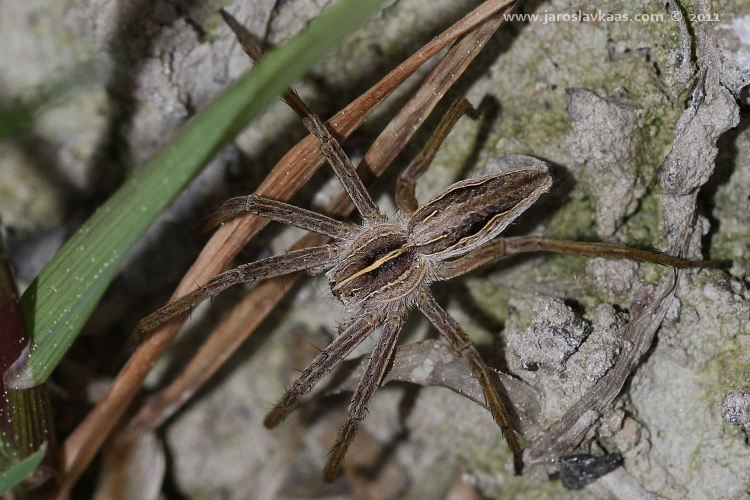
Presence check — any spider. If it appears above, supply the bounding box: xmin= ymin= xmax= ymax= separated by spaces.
xmin=135 ymin=11 xmax=728 ymax=483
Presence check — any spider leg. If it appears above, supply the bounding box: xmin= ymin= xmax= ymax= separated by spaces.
xmin=438 ymin=236 xmax=731 ymax=280
xmin=133 ymin=245 xmax=335 ymax=343
xmin=417 ymin=290 xmax=523 ymax=474
xmin=395 ymin=97 xmax=481 ymax=213
xmin=195 ymin=195 xmax=356 ymax=238
xmin=299 ymin=112 xmax=383 ymax=222
xmin=264 ymin=312 xmax=379 ymax=428
xmin=323 ymin=309 xmax=404 ymax=482
xmin=221 ymin=9 xmax=382 ymax=222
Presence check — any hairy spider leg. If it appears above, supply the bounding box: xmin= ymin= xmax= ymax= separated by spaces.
xmin=196 ymin=194 xmax=353 ymax=238
xmin=133 ymin=245 xmax=334 ymax=343
xmin=263 ymin=313 xmax=380 ymax=428
xmin=323 ymin=309 xmax=405 ymax=482
xmin=221 ymin=8 xmax=382 ymax=222
xmin=396 ymin=96 xmax=481 ymax=213
xmin=438 ymin=236 xmax=732 ymax=281
xmin=417 ymin=290 xmax=524 ymax=473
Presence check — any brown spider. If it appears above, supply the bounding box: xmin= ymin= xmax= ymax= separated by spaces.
xmin=135 ymin=11 xmax=728 ymax=483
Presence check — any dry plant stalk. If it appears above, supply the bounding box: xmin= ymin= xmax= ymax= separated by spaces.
xmin=57 ymin=0 xmax=519 ymax=495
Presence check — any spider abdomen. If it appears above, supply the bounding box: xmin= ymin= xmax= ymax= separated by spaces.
xmin=408 ymin=166 xmax=552 ymax=259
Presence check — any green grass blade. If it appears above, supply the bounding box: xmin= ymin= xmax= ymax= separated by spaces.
xmin=8 ymin=0 xmax=388 ymax=389
xmin=0 ymin=443 xmax=47 ymax=495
